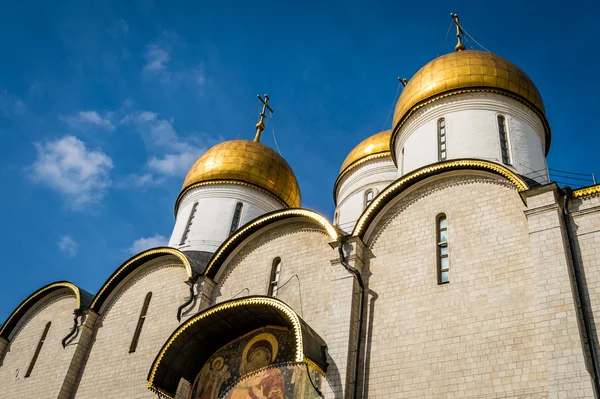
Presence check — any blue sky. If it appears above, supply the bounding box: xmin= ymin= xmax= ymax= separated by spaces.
xmin=0 ymin=0 xmax=598 ymax=321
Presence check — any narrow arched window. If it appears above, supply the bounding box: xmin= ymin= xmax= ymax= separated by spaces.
xmin=179 ymin=202 xmax=198 ymax=245
xmin=437 ymin=214 xmax=449 ymax=284
xmin=229 ymin=202 xmax=243 ymax=235
xmin=438 ymin=118 xmax=447 ymax=161
xmin=268 ymin=258 xmax=282 ymax=297
xmin=334 ymin=211 xmax=340 ymax=226
xmin=365 ymin=190 xmax=375 ymax=208
xmin=25 ymin=321 xmax=51 ymax=378
xmin=497 ymin=115 xmax=511 ymax=165
xmin=129 ymin=292 xmax=152 ymax=353
xmin=401 ymin=147 xmax=405 ymax=175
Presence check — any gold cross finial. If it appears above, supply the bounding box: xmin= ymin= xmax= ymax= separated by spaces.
xmin=451 ymin=13 xmax=466 ymax=52
xmin=253 ymin=94 xmax=274 ymax=142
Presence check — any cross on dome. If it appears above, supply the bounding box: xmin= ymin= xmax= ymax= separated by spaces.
xmin=254 ymin=94 xmax=274 ymax=142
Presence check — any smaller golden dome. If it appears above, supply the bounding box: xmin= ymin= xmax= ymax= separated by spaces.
xmin=340 ymin=130 xmax=392 ymax=175
xmin=179 ymin=140 xmax=301 ymax=209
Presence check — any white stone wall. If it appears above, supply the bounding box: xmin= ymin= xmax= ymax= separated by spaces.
xmin=335 ymin=158 xmax=397 ymax=233
xmin=362 ymin=174 xmax=592 ymax=397
xmin=169 ymin=183 xmax=283 ymax=253
xmin=395 ymin=92 xmax=549 ymax=184
xmin=0 ymin=291 xmax=78 ymax=398
xmin=74 ymin=258 xmax=189 ymax=399
xmin=213 ymin=220 xmax=351 ymax=397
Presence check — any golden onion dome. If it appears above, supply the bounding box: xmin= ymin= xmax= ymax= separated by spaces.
xmin=392 ymin=50 xmax=550 ymax=155
xmin=178 ymin=140 xmax=301 ymax=210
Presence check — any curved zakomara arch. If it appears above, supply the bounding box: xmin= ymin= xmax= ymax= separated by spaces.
xmin=0 ymin=281 xmax=82 ymax=340
xmin=352 ymin=159 xmax=529 ymax=241
xmin=203 ymin=208 xmax=339 ymax=279
xmin=89 ymin=247 xmax=193 ymax=312
xmin=147 ymin=296 xmax=325 ymax=397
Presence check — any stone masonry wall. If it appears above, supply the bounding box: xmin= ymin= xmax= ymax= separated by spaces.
xmin=0 ymin=291 xmax=78 ymax=398
xmin=74 ymin=258 xmax=189 ymax=399
xmin=363 ymin=174 xmax=592 ymax=398
xmin=214 ymin=220 xmax=352 ymax=398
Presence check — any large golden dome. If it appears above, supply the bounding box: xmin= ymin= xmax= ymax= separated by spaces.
xmin=178 ymin=140 xmax=301 ymax=209
xmin=392 ymin=50 xmax=550 ymax=153
xmin=339 ymin=130 xmax=392 ymax=175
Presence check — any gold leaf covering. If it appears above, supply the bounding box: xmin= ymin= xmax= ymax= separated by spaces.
xmin=393 ymin=50 xmax=545 ymax=130
xmin=181 ymin=140 xmax=301 ymax=208
xmin=339 ymin=130 xmax=392 ymax=174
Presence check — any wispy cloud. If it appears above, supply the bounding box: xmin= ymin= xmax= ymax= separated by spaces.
xmin=128 ymin=234 xmax=169 ymax=255
xmin=143 ymin=44 xmax=170 ymax=72
xmin=28 ymin=136 xmax=113 ymax=209
xmin=58 ymin=236 xmax=78 ymax=257
xmin=63 ymin=111 xmax=115 ymax=131
xmin=116 ymin=172 xmax=165 ymax=189
xmin=121 ymin=111 xmax=209 ymax=179
xmin=0 ymin=90 xmax=27 ymax=116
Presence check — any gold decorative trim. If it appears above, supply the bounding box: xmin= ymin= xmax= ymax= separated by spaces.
xmin=352 ymin=159 xmax=529 ymax=238
xmin=90 ymin=248 xmax=192 ymax=310
xmin=304 ymin=358 xmax=325 ymax=374
xmin=334 ymin=151 xmax=392 ymax=197
xmin=573 ymin=184 xmax=600 ymax=198
xmin=147 ymin=297 xmax=305 ymax=390
xmin=175 ymin=179 xmax=290 ymax=216
xmin=0 ymin=282 xmax=81 ymax=338
xmin=204 ymin=209 xmax=339 ymax=277
xmin=391 ymin=87 xmax=551 ymax=161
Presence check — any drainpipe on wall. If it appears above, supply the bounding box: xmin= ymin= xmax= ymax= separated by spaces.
xmin=337 ymin=235 xmax=365 ymax=399
xmin=562 ymin=186 xmax=600 ymax=397
xmin=177 ymin=276 xmax=198 ymax=322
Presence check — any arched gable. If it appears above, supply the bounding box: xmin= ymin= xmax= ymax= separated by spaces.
xmin=203 ymin=209 xmax=339 ymax=279
xmin=147 ymin=296 xmax=327 ymax=397
xmin=352 ymin=159 xmax=529 ymax=242
xmin=90 ymin=247 xmax=193 ymax=313
xmin=0 ymin=281 xmax=90 ymax=340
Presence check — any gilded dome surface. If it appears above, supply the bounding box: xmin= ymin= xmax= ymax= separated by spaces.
xmin=340 ymin=130 xmax=392 ymax=174
xmin=181 ymin=140 xmax=301 ymax=208
xmin=392 ymin=50 xmax=545 ymax=130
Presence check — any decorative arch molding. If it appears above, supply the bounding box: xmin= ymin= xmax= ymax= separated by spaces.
xmin=573 ymin=184 xmax=600 ymax=198
xmin=0 ymin=281 xmax=90 ymax=340
xmin=90 ymin=247 xmax=193 ymax=312
xmin=203 ymin=208 xmax=339 ymax=279
xmin=147 ymin=296 xmax=327 ymax=398
xmin=352 ymin=159 xmax=529 ymax=240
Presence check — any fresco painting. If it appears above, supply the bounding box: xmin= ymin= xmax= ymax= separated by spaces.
xmin=188 ymin=327 xmax=321 ymax=399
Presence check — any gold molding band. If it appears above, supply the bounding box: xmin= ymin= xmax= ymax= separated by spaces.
xmin=334 ymin=151 xmax=392 ymax=202
xmin=174 ymin=179 xmax=289 ymax=216
xmin=352 ymin=159 xmax=529 ymax=238
xmin=147 ymin=296 xmax=305 ymax=390
xmin=0 ymin=282 xmax=81 ymax=338
xmin=391 ymin=87 xmax=552 ymax=162
xmin=90 ymin=248 xmax=192 ymax=310
xmin=573 ymin=184 xmax=600 ymax=198
xmin=204 ymin=208 xmax=339 ymax=277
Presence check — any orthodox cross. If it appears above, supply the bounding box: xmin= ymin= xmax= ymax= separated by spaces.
xmin=254 ymin=94 xmax=274 ymax=142
xmin=450 ymin=13 xmax=466 ymax=52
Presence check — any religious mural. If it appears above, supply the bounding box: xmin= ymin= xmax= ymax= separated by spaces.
xmin=188 ymin=327 xmax=322 ymax=399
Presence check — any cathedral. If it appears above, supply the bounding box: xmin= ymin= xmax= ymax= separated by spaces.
xmin=2 ymin=16 xmax=600 ymax=399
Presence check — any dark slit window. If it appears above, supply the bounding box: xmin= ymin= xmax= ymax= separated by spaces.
xmin=229 ymin=202 xmax=244 ymax=235
xmin=25 ymin=321 xmax=51 ymax=378
xmin=268 ymin=258 xmax=282 ymax=297
xmin=180 ymin=202 xmax=198 ymax=245
xmin=437 ymin=214 xmax=449 ymax=284
xmin=129 ymin=292 xmax=152 ymax=353
xmin=438 ymin=118 xmax=447 ymax=161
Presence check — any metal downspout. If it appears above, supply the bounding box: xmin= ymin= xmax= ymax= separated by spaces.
xmin=562 ymin=187 xmax=600 ymax=396
xmin=337 ymin=236 xmax=365 ymax=399
xmin=61 ymin=309 xmax=82 ymax=348
xmin=177 ymin=277 xmax=198 ymax=322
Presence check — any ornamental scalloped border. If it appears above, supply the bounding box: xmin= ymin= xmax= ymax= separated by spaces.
xmin=351 ymin=159 xmax=529 ymax=238
xmin=89 ymin=248 xmax=193 ymax=310
xmin=175 ymin=179 xmax=293 ymax=216
xmin=391 ymin=87 xmax=552 ymax=163
xmin=573 ymin=184 xmax=600 ymax=198
xmin=0 ymin=282 xmax=81 ymax=338
xmin=146 ymin=297 xmax=308 ymax=393
xmin=204 ymin=208 xmax=339 ymax=278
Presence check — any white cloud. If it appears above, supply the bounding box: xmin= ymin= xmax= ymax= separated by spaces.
xmin=64 ymin=111 xmax=115 ymax=131
xmin=117 ymin=173 xmax=165 ymax=189
xmin=58 ymin=236 xmax=78 ymax=257
xmin=121 ymin=112 xmax=206 ymax=179
xmin=143 ymin=44 xmax=170 ymax=72
xmin=128 ymin=234 xmax=169 ymax=255
xmin=29 ymin=136 xmax=113 ymax=209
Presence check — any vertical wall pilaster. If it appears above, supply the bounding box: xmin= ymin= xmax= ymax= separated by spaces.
xmin=0 ymin=337 xmax=8 ymax=365
xmin=524 ymin=186 xmax=596 ymax=397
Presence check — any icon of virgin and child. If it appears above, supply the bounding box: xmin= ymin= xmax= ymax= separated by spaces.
xmin=189 ymin=331 xmax=286 ymax=399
